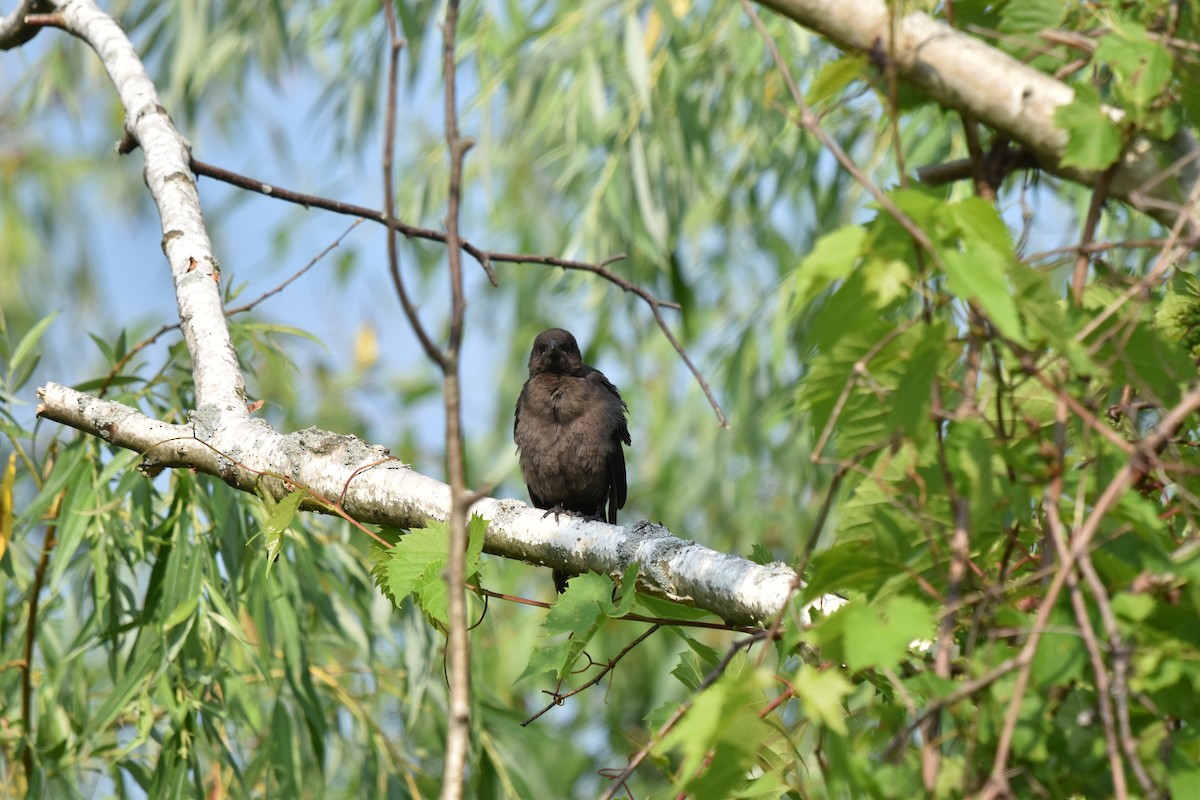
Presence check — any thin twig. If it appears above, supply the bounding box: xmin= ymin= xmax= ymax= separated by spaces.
xmin=184 ymin=156 xmax=733 ymax=424
xmin=1075 ymin=551 xmax=1159 ymax=796
xmin=982 ymin=384 xmax=1200 ymax=798
xmin=97 ymin=219 xmax=363 ymax=397
xmin=1023 ymin=236 xmax=1200 ymax=263
xmin=429 ymin=0 xmax=472 ymax=795
xmin=20 ymin=489 xmax=65 ymax=782
xmin=464 ymin=583 xmax=755 ymax=632
xmin=224 ymin=218 xmax=365 ymax=317
xmin=380 ymin=9 xmax=444 ymax=370
xmin=1047 ymin=397 xmax=1128 ymax=799
xmin=1072 ymin=161 xmax=1119 ymax=305
xmin=522 ymin=625 xmax=661 ymax=726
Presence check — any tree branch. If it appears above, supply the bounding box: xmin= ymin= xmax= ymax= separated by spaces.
xmin=40 ymin=0 xmax=249 ymax=425
xmin=753 ymin=0 xmax=1200 ymax=233
xmin=35 ymin=381 xmax=828 ymax=628
xmin=432 ymin=0 xmax=473 ymax=794
xmin=0 ymin=0 xmax=52 ymax=50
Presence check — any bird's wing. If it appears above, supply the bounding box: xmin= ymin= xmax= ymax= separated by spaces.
xmin=585 ymin=368 xmax=630 ymax=522
xmin=607 ymin=440 xmax=626 ymax=523
xmin=513 ymin=384 xmax=525 ymax=439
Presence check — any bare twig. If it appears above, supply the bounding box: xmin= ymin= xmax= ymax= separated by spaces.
xmin=1023 ymin=236 xmax=1200 ymax=263
xmin=1047 ymin=397 xmax=1128 ymax=799
xmin=1072 ymin=161 xmax=1119 ymax=305
xmin=426 ymin=0 xmax=472 ymax=794
xmin=97 ymin=219 xmax=364 ymax=397
xmin=184 ymin=157 xmax=732 ymax=425
xmin=982 ymin=385 xmax=1200 ymax=798
xmin=1075 ymin=551 xmax=1159 ymax=796
xmin=380 ymin=11 xmax=444 ymax=370
xmin=224 ymin=219 xmax=365 ymax=317
xmin=916 ymin=149 xmax=1039 ymax=189
xmin=522 ymin=625 xmax=661 ymax=726
xmin=20 ymin=489 xmax=65 ymax=782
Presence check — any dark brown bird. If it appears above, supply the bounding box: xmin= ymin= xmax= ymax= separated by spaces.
xmin=514 ymin=328 xmax=630 ymax=592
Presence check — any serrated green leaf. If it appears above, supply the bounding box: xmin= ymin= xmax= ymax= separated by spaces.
xmin=415 ymin=559 xmax=449 ymax=629
xmin=517 ymin=638 xmax=575 ymax=684
xmin=671 ymin=650 xmax=710 ymax=692
xmin=999 ymin=0 xmax=1065 ymax=33
xmin=1096 ymin=24 xmax=1172 ymax=113
xmin=748 ymin=543 xmax=773 ymax=565
xmin=517 ymin=573 xmax=614 ymax=681
xmin=378 ymin=521 xmax=451 ymax=606
xmin=672 ymin=633 xmax=715 ymax=676
xmin=836 ymin=596 xmax=934 ymax=672
xmin=886 ymin=322 xmax=944 ymax=441
xmin=792 ymin=664 xmax=852 ymax=734
xmin=1055 ymin=85 xmax=1124 ymax=170
xmin=941 ymin=241 xmax=1024 ymax=342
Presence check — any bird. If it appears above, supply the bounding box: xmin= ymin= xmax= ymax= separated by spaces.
xmin=513 ymin=328 xmax=630 ymax=593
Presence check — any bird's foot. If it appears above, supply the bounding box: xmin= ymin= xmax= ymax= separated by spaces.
xmin=541 ymin=505 xmax=568 ymax=523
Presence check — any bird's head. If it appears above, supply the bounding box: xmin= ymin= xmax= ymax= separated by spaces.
xmin=528 ymin=328 xmax=584 ymax=376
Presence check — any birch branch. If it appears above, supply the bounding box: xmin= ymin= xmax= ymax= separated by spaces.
xmin=755 ymin=0 xmax=1200 ymax=232
xmin=31 ymin=0 xmax=250 ymax=420
xmin=0 ymin=0 xmax=51 ymax=49
xmin=36 ymin=382 xmax=825 ymax=628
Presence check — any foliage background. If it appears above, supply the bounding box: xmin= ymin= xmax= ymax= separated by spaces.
xmin=3 ymin=0 xmax=1200 ymax=797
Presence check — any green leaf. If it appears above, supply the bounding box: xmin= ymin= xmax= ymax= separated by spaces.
xmin=1096 ymin=23 xmax=1173 ymax=113
xmin=372 ymin=516 xmax=487 ymax=627
xmin=1031 ymin=609 xmax=1086 ymax=685
xmin=518 ymin=572 xmax=614 ymax=681
xmin=659 ymin=659 xmax=773 ymax=797
xmin=792 ymin=664 xmax=853 ymax=734
xmin=92 ymin=638 xmax=163 ymax=733
xmin=785 ymin=224 xmax=866 ymax=312
xmin=415 ymin=559 xmax=450 ymax=629
xmin=999 ymin=0 xmax=1066 ymax=33
xmin=377 ymin=524 xmax=447 ymax=603
xmin=886 ymin=322 xmax=944 ymax=441
xmin=813 ymin=596 xmax=933 ymax=672
xmin=1055 ymin=85 xmax=1124 ymax=170
xmin=944 ymin=197 xmax=1013 ymax=254
xmin=806 ymin=54 xmax=868 ymax=107
xmin=263 ymin=488 xmax=305 ymax=573
xmin=8 ymin=311 xmax=58 ymax=377
xmin=940 ymin=241 xmax=1024 ymax=342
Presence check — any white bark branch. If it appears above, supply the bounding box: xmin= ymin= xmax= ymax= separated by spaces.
xmin=36 ymin=382 xmax=831 ymax=627
xmin=56 ymin=0 xmax=248 ymax=418
xmin=756 ymin=0 xmax=1200 ymax=233
xmin=0 ymin=0 xmax=52 ymax=49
